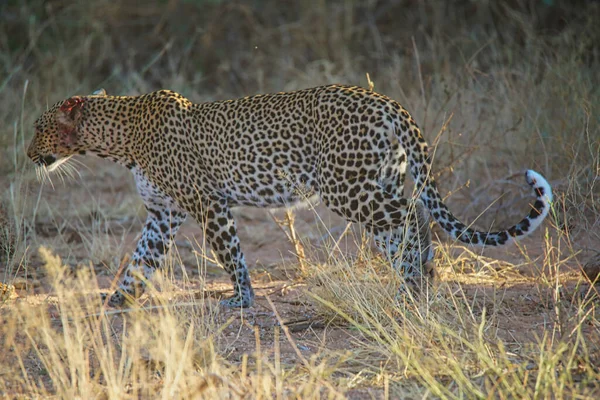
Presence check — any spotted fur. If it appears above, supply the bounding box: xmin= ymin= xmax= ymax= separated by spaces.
xmin=27 ymin=85 xmax=553 ymax=307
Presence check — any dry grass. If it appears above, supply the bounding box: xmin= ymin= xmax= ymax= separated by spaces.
xmin=1 ymin=0 xmax=599 ymax=398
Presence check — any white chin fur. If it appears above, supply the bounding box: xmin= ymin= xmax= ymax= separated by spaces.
xmin=47 ymin=156 xmax=71 ymax=172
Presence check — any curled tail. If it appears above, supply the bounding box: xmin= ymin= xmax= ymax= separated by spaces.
xmin=401 ymin=128 xmax=553 ymax=246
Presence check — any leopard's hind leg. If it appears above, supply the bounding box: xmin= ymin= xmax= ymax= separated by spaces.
xmin=318 ymin=139 xmax=434 ymax=298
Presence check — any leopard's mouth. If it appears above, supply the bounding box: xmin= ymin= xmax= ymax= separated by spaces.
xmin=30 ymin=154 xmax=56 ymax=167
xmin=31 ymin=154 xmax=71 ymax=172
xmin=31 ymin=154 xmax=76 ymax=185
xmin=40 ymin=154 xmax=57 ymax=167
xmin=46 ymin=156 xmax=73 ymax=172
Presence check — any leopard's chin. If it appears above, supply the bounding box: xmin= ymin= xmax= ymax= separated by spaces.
xmin=46 ymin=156 xmax=72 ymax=172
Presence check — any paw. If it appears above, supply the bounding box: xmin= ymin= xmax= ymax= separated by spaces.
xmin=396 ymin=277 xmax=423 ymax=300
xmin=396 ymin=273 xmax=434 ymax=303
xmin=100 ymin=290 xmax=129 ymax=308
xmin=219 ymin=289 xmax=254 ymax=308
xmin=395 ymin=281 xmax=418 ymax=302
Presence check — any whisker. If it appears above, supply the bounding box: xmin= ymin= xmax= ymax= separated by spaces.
xmin=69 ymin=158 xmax=92 ymax=175
xmin=35 ymin=155 xmax=85 ymax=186
xmin=44 ymin=167 xmax=55 ymax=189
xmin=40 ymin=167 xmax=47 ymax=185
xmin=61 ymin=165 xmax=73 ymax=181
xmin=62 ymin=161 xmax=80 ymax=181
xmin=47 ymin=155 xmax=72 ymax=173
xmin=56 ymin=166 xmax=65 ymax=185
xmin=61 ymin=164 xmax=73 ymax=183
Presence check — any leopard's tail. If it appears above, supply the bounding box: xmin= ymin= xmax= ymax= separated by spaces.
xmin=401 ymin=129 xmax=553 ymax=246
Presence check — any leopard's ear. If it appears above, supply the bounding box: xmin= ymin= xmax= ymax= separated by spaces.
xmin=56 ymin=96 xmax=85 ymax=134
xmin=92 ymin=88 xmax=107 ymax=96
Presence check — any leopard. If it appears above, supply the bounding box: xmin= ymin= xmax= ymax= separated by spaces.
xmin=27 ymin=85 xmax=553 ymax=308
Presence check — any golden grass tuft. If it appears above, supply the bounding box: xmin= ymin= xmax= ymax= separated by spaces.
xmin=303 ymin=236 xmax=600 ymax=398
xmin=0 ymin=200 xmax=16 ymax=266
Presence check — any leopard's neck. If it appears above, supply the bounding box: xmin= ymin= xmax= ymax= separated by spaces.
xmin=78 ymin=95 xmax=142 ymax=169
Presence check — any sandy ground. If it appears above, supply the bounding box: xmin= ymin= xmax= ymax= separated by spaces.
xmin=1 ymin=157 xmax=598 ymax=398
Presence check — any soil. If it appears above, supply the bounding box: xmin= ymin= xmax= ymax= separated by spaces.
xmin=1 ymin=158 xmax=598 ymax=398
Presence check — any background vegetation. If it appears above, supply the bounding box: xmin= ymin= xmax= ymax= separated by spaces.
xmin=1 ymin=0 xmax=599 ymax=398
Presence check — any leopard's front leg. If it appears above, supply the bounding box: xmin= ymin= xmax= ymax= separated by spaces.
xmin=102 ymin=208 xmax=186 ymax=306
xmin=102 ymin=170 xmax=187 ymax=307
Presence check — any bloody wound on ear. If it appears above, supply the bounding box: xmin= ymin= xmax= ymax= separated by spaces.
xmin=56 ymin=97 xmax=86 ymax=138
xmin=60 ymin=97 xmax=85 ymax=113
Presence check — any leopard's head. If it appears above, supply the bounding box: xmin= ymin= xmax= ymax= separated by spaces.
xmin=27 ymin=89 xmax=107 ymax=171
